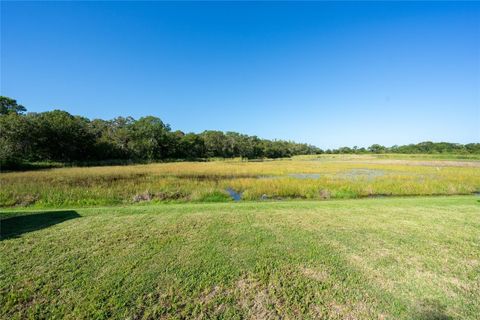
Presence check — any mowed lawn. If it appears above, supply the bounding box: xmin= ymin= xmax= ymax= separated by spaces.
xmin=1 ymin=196 xmax=479 ymax=319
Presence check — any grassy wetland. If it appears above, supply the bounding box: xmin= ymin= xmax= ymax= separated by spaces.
xmin=1 ymin=155 xmax=480 ymax=319
xmin=1 ymin=155 xmax=479 ymax=208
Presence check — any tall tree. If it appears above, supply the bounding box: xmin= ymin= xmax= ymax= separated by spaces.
xmin=129 ymin=116 xmax=171 ymax=160
xmin=28 ymin=110 xmax=96 ymax=161
xmin=0 ymin=96 xmax=27 ymax=115
xmin=0 ymin=113 xmax=34 ymax=166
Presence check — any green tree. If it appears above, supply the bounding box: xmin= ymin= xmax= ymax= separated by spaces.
xmin=129 ymin=116 xmax=171 ymax=160
xmin=368 ymin=144 xmax=386 ymax=153
xmin=0 ymin=96 xmax=27 ymax=115
xmin=0 ymin=113 xmax=34 ymax=167
xmin=201 ymin=131 xmax=226 ymax=158
xmin=89 ymin=117 xmax=135 ymax=159
xmin=28 ymin=110 xmax=96 ymax=161
xmin=178 ymin=133 xmax=206 ymax=159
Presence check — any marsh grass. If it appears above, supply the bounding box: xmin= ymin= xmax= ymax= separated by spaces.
xmin=1 ymin=156 xmax=479 ymax=208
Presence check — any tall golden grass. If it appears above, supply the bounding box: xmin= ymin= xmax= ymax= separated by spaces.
xmin=1 ymin=156 xmax=479 ymax=207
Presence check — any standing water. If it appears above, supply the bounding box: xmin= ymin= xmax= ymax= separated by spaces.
xmin=226 ymin=188 xmax=242 ymax=201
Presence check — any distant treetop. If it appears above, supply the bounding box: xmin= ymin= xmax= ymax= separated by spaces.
xmin=0 ymin=96 xmax=27 ymax=115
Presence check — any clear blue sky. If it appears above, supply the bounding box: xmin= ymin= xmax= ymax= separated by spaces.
xmin=1 ymin=1 xmax=479 ymax=148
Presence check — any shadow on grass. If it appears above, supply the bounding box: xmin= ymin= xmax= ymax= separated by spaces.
xmin=0 ymin=210 xmax=80 ymax=240
xmin=413 ymin=299 xmax=453 ymax=320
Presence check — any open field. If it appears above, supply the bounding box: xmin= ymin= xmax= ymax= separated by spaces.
xmin=2 ymin=155 xmax=478 ymax=318
xmin=1 ymin=155 xmax=479 ymax=208
xmin=1 ymin=196 xmax=479 ymax=319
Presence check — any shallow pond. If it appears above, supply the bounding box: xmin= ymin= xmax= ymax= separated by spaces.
xmin=338 ymin=168 xmax=385 ymax=180
xmin=288 ymin=173 xmax=321 ymax=179
xmin=226 ymin=188 xmax=242 ymax=201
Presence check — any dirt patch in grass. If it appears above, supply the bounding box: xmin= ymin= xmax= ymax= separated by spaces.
xmin=13 ymin=194 xmax=39 ymax=207
xmin=319 ymin=189 xmax=331 ymax=199
xmin=132 ymin=191 xmax=188 ymax=202
xmin=324 ymin=300 xmax=376 ymax=320
xmin=198 ymin=285 xmax=222 ymax=304
xmin=132 ymin=192 xmax=154 ymax=202
xmin=300 ymin=266 xmax=329 ymax=282
xmin=235 ymin=277 xmax=279 ymax=320
xmin=309 ymin=299 xmax=378 ymax=320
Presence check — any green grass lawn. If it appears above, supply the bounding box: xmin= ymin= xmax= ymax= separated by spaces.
xmin=1 ymin=196 xmax=479 ymax=319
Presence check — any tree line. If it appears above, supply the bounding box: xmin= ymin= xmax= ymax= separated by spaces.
xmin=0 ymin=96 xmax=320 ymax=167
xmin=323 ymin=142 xmax=480 ymax=155
xmin=1 ymin=96 xmax=479 ymax=169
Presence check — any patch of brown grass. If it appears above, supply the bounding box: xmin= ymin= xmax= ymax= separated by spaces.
xmin=235 ymin=277 xmax=279 ymax=320
xmin=300 ymin=266 xmax=329 ymax=282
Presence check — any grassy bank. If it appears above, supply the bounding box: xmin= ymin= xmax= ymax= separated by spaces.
xmin=1 ymin=196 xmax=479 ymax=319
xmin=1 ymin=156 xmax=479 ymax=208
